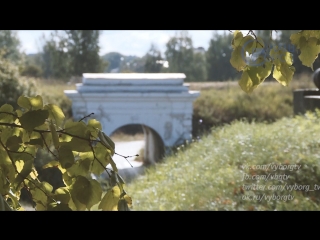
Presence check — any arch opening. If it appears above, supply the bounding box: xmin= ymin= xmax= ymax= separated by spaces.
xmin=109 ymin=124 xmax=165 ymax=167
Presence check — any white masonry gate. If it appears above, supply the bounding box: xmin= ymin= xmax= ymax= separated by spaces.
xmin=64 ymin=73 xmax=200 ymax=164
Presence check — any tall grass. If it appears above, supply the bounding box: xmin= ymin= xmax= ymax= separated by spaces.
xmin=126 ymin=112 xmax=320 ymax=210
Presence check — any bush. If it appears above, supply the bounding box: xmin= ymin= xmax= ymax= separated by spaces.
xmin=192 ymin=75 xmax=315 ymax=136
xmin=0 ymin=55 xmax=24 ymax=108
xmin=21 ymin=64 xmax=43 ymax=78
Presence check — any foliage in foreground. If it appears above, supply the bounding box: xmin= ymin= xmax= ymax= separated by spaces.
xmin=0 ymin=95 xmax=132 ymax=211
xmin=230 ymin=30 xmax=320 ymax=93
xmin=126 ymin=112 xmax=320 ymax=210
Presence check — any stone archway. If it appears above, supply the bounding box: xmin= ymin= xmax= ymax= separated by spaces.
xmin=64 ymin=73 xmax=200 ymax=165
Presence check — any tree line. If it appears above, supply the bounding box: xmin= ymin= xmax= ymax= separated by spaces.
xmin=1 ymin=30 xmax=319 ymax=83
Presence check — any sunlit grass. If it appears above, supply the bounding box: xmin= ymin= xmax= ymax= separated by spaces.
xmin=125 ymin=112 xmax=320 ymax=210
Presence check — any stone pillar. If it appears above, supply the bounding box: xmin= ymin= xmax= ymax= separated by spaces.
xmin=142 ymin=125 xmax=165 ymax=165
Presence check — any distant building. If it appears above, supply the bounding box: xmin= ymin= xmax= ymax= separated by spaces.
xmin=193 ymin=47 xmax=206 ymax=54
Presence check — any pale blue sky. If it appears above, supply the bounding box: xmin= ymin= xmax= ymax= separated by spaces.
xmin=16 ymin=30 xmax=231 ymax=57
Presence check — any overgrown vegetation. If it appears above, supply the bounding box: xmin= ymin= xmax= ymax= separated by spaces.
xmin=192 ymin=73 xmax=315 ymax=135
xmin=126 ymin=112 xmax=320 ymax=210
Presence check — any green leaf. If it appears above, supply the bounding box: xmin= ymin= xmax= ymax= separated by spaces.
xmin=98 ymin=130 xmax=115 ymax=156
xmin=44 ymin=104 xmax=65 ymax=127
xmin=238 ymin=61 xmax=272 ymax=93
xmin=20 ymin=109 xmax=49 ymax=132
xmin=98 ymin=185 xmax=121 ymax=211
xmin=58 ymin=145 xmax=75 ymax=169
xmin=298 ymin=37 xmax=320 ymax=70
xmin=70 ymin=176 xmax=102 ymax=210
xmin=64 ymin=121 xmax=88 ymax=138
xmin=67 ymin=159 xmax=91 ymax=177
xmin=41 ymin=181 xmax=54 ymax=194
xmin=0 ymin=104 xmax=15 ymax=123
xmin=91 ymin=143 xmax=111 ymax=175
xmin=0 ymin=149 xmax=15 ymax=182
xmin=6 ymin=135 xmax=22 ymax=151
xmin=53 ymin=187 xmax=71 ymax=204
xmin=13 ymin=159 xmax=33 ymax=190
xmin=230 ymin=46 xmax=246 ymax=71
xmin=231 ymin=30 xmax=243 ymax=48
xmin=62 ymin=172 xmax=73 ymax=186
xmin=109 ymin=157 xmax=118 ymax=173
xmin=290 ymin=31 xmax=302 ymax=47
xmin=242 ymin=35 xmax=255 ymax=54
xmin=87 ymin=119 xmax=102 ymax=138
xmin=17 ymin=96 xmax=31 ymax=111
xmin=61 ymin=137 xmax=91 ymax=152
xmin=79 ymin=151 xmax=94 ymax=161
xmin=29 ymin=95 xmax=43 ymax=110
xmin=49 ymin=120 xmax=60 ymax=150
xmin=301 ymin=30 xmax=320 ymax=39
xmin=30 ymin=182 xmax=53 ymax=209
xmin=272 ymin=63 xmax=295 ymax=86
xmin=47 ymin=202 xmax=72 ymax=211
xmin=0 ymin=129 xmax=12 ymax=146
xmin=0 ymin=170 xmax=10 ymax=195
xmin=25 ymin=138 xmax=43 ymax=148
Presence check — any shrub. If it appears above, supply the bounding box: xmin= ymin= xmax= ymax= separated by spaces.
xmin=192 ymin=74 xmax=315 ymax=136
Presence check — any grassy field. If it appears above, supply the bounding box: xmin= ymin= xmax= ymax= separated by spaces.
xmin=124 ymin=112 xmax=320 ymax=210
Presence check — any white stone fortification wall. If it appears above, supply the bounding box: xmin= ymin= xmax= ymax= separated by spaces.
xmin=64 ymin=73 xmax=199 ymax=148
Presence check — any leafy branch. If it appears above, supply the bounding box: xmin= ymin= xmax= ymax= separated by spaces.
xmin=0 ymin=96 xmax=133 ymax=211
xmin=229 ymin=30 xmax=320 ymax=93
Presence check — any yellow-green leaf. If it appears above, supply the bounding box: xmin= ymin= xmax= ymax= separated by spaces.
xmin=87 ymin=119 xmax=102 ymax=138
xmin=13 ymin=159 xmax=33 ymax=190
xmin=298 ymin=37 xmax=320 ymax=70
xmin=6 ymin=135 xmax=22 ymax=151
xmin=26 ymin=138 xmax=43 ymax=148
xmin=50 ymin=120 xmax=60 ymax=150
xmin=47 ymin=202 xmax=72 ymax=211
xmin=19 ymin=109 xmax=49 ymax=132
xmin=58 ymin=145 xmax=75 ymax=169
xmin=98 ymin=185 xmax=121 ymax=211
xmin=0 ymin=170 xmax=10 ymax=195
xmin=67 ymin=159 xmax=91 ymax=177
xmin=44 ymin=104 xmax=65 ymax=127
xmin=29 ymin=95 xmax=43 ymax=110
xmin=0 ymin=104 xmax=15 ymax=123
xmin=242 ymin=35 xmax=255 ymax=54
xmin=64 ymin=121 xmax=88 ymax=138
xmin=230 ymin=46 xmax=246 ymax=71
xmin=238 ymin=61 xmax=272 ymax=93
xmin=61 ymin=137 xmax=91 ymax=152
xmin=17 ymin=96 xmax=31 ymax=110
xmin=231 ymin=30 xmax=243 ymax=48
xmin=272 ymin=62 xmax=295 ymax=86
xmin=91 ymin=143 xmax=111 ymax=175
xmin=53 ymin=187 xmax=71 ymax=204
xmin=70 ymin=176 xmax=102 ymax=210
